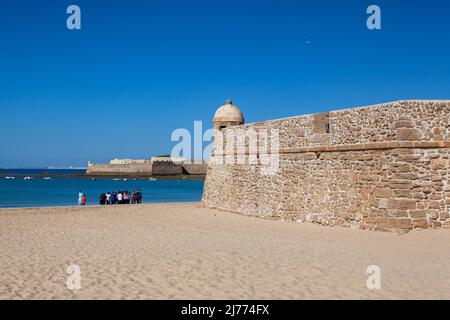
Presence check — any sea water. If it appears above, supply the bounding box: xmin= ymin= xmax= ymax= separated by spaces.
xmin=0 ymin=169 xmax=204 ymax=208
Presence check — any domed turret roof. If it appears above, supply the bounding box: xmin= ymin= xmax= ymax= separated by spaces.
xmin=213 ymin=99 xmax=244 ymax=126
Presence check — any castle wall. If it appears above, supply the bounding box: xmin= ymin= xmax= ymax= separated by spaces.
xmin=151 ymin=161 xmax=183 ymax=176
xmin=181 ymin=162 xmax=208 ymax=175
xmin=86 ymin=162 xmax=152 ymax=176
xmin=202 ymin=100 xmax=450 ymax=233
xmin=87 ymin=161 xmax=207 ymax=176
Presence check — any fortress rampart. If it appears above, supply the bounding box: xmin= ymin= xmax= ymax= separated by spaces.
xmin=86 ymin=160 xmax=207 ymax=177
xmin=86 ymin=162 xmax=153 ymax=176
xmin=202 ymin=100 xmax=450 ymax=233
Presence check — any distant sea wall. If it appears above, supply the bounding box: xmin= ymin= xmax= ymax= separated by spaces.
xmin=86 ymin=161 xmax=207 ymax=177
xmin=86 ymin=162 xmax=153 ymax=176
xmin=151 ymin=161 xmax=183 ymax=176
xmin=202 ymin=100 xmax=450 ymax=233
xmin=182 ymin=163 xmax=209 ymax=175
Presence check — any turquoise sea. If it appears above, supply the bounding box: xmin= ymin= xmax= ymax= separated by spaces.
xmin=0 ymin=169 xmax=204 ymax=208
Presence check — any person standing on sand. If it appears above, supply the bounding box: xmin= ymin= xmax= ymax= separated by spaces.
xmin=106 ymin=192 xmax=111 ymax=205
xmin=81 ymin=194 xmax=87 ymax=206
xmin=137 ymin=190 xmax=142 ymax=204
xmin=99 ymin=193 xmax=106 ymax=205
xmin=78 ymin=190 xmax=83 ymax=206
xmin=123 ymin=191 xmax=130 ymax=204
xmin=117 ymin=192 xmax=123 ymax=204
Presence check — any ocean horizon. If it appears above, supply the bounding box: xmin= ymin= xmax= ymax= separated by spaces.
xmin=0 ymin=169 xmax=204 ymax=208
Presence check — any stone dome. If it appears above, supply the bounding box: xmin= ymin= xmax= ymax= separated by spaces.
xmin=213 ymin=99 xmax=244 ymax=129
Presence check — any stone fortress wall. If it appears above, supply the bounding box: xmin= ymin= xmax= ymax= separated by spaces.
xmin=87 ymin=161 xmax=207 ymax=177
xmin=86 ymin=162 xmax=153 ymax=176
xmin=202 ymin=100 xmax=450 ymax=233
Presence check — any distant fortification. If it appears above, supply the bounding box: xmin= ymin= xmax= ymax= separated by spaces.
xmin=202 ymin=100 xmax=450 ymax=233
xmin=87 ymin=157 xmax=207 ymax=177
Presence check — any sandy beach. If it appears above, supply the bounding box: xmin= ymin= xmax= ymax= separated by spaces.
xmin=0 ymin=203 xmax=449 ymax=300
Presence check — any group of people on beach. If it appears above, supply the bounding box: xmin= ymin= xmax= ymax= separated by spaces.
xmin=99 ymin=190 xmax=143 ymax=205
xmin=77 ymin=189 xmax=143 ymax=206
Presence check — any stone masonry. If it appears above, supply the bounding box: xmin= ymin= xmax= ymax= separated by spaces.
xmin=86 ymin=161 xmax=207 ymax=177
xmin=202 ymin=100 xmax=450 ymax=233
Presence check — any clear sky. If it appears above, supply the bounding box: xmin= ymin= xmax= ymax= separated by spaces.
xmin=0 ymin=0 xmax=449 ymax=167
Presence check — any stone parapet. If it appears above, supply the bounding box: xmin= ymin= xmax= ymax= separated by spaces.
xmin=202 ymin=100 xmax=450 ymax=233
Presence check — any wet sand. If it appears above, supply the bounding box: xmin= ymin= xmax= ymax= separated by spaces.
xmin=0 ymin=203 xmax=449 ymax=299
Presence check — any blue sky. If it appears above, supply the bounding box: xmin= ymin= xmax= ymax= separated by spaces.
xmin=0 ymin=0 xmax=449 ymax=167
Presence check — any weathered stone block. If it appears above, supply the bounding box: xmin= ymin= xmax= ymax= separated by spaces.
xmin=395 ymin=120 xmax=414 ymax=128
xmin=431 ymin=159 xmax=447 ymax=170
xmin=389 ymin=218 xmax=413 ymax=230
xmin=393 ymin=189 xmax=412 ymax=198
xmin=412 ymin=219 xmax=429 ymax=229
xmin=387 ymin=199 xmax=417 ymax=210
xmin=397 ymin=128 xmax=421 ymax=141
xmin=409 ymin=210 xmax=427 ymax=219
xmin=374 ymin=187 xmax=393 ymax=198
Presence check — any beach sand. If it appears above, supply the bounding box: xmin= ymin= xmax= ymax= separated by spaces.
xmin=0 ymin=203 xmax=449 ymax=299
